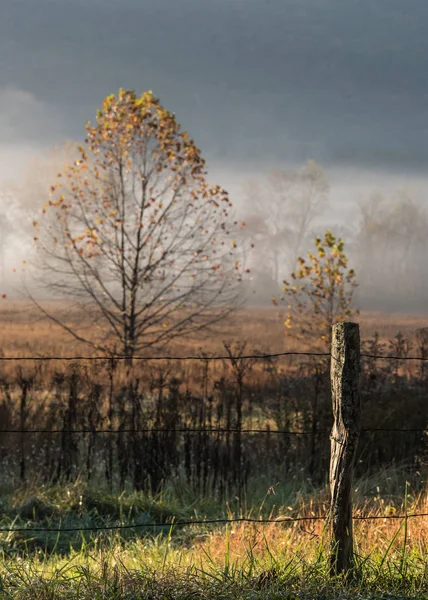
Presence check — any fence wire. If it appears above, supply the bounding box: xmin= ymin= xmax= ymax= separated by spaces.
xmin=0 ymin=427 xmax=425 ymax=435
xmin=0 ymin=512 xmax=428 ymax=534
xmin=1 ymin=351 xmax=428 ymax=361
xmin=0 ymin=345 xmax=426 ymax=537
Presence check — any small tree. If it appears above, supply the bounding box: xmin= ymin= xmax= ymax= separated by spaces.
xmin=31 ymin=89 xmax=246 ymax=360
xmin=354 ymin=190 xmax=428 ymax=306
xmin=277 ymin=231 xmax=359 ymax=347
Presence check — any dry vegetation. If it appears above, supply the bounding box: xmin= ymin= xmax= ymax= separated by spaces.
xmin=0 ymin=473 xmax=426 ymax=599
xmin=0 ymin=302 xmax=427 ymax=598
xmin=1 ymin=301 xmax=428 ymax=356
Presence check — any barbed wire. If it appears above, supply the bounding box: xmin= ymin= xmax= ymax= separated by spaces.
xmin=0 ymin=515 xmax=325 ymax=533
xmin=0 ymin=351 xmax=329 ymax=362
xmin=0 ymin=512 xmax=427 ymax=534
xmin=0 ymin=350 xmax=425 ymax=538
xmin=1 ymin=351 xmax=427 ymax=362
xmin=0 ymin=346 xmax=425 ymax=539
xmin=0 ymin=427 xmax=312 ymax=435
xmin=361 ymin=353 xmax=428 ymax=361
xmin=362 ymin=427 xmax=428 ymax=433
xmin=0 ymin=427 xmax=425 ymax=435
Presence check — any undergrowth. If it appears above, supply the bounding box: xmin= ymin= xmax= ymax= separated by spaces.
xmin=0 ymin=470 xmax=424 ymax=598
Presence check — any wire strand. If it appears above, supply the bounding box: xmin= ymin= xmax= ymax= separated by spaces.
xmin=0 ymin=351 xmax=330 ymax=361
xmin=1 ymin=512 xmax=427 ymax=533
xmin=0 ymin=351 xmax=427 ymax=361
xmin=0 ymin=427 xmax=313 ymax=435
xmin=0 ymin=427 xmax=424 ymax=435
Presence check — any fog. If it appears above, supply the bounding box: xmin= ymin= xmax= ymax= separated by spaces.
xmin=2 ymin=142 xmax=428 ymax=314
xmin=1 ymin=0 xmax=428 ymax=312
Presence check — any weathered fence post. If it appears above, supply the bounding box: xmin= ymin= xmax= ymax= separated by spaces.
xmin=329 ymin=321 xmax=361 ymax=577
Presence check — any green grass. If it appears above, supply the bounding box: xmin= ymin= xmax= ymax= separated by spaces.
xmin=0 ymin=531 xmax=427 ymax=599
xmin=0 ymin=472 xmax=425 ymax=598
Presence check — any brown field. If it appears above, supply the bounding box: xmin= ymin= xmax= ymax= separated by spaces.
xmin=0 ymin=299 xmax=426 ymax=508
xmin=1 ymin=300 xmax=427 ymax=358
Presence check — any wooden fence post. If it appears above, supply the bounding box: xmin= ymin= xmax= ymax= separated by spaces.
xmin=329 ymin=321 xmax=361 ymax=577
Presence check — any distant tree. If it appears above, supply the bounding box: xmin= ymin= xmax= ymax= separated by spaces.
xmin=31 ymin=89 xmax=246 ymax=360
xmin=276 ymin=231 xmax=359 ymax=347
xmin=353 ymin=190 xmax=428 ymax=305
xmin=243 ymin=160 xmax=329 ymax=283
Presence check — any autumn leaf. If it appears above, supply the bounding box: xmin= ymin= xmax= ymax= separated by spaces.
xmin=278 ymin=231 xmax=358 ymax=346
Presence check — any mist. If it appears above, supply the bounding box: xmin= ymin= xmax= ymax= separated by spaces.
xmin=2 ymin=0 xmax=428 ymax=312
xmin=2 ymin=142 xmax=428 ymax=314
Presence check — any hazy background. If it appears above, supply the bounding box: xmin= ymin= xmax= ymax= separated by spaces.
xmin=1 ymin=0 xmax=428 ymax=310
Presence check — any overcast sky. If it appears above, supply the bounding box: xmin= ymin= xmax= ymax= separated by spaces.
xmin=1 ymin=0 xmax=428 ymax=205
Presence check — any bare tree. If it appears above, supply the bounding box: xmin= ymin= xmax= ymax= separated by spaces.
xmin=242 ymin=160 xmax=329 ymax=283
xmin=31 ymin=89 xmax=246 ymax=360
xmin=353 ymin=189 xmax=428 ymax=306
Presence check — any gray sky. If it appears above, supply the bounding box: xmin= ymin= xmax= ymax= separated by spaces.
xmin=2 ymin=0 xmax=428 ymax=308
xmin=1 ymin=0 xmax=428 ymax=197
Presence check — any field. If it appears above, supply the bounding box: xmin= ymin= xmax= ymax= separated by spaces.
xmin=1 ymin=301 xmax=428 ymax=356
xmin=0 ymin=303 xmax=427 ymax=598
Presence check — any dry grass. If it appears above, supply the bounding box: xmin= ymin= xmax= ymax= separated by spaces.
xmin=0 ymin=475 xmax=426 ymax=598
xmin=0 ymin=301 xmax=427 ymax=597
xmin=1 ymin=300 xmax=427 ymax=358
